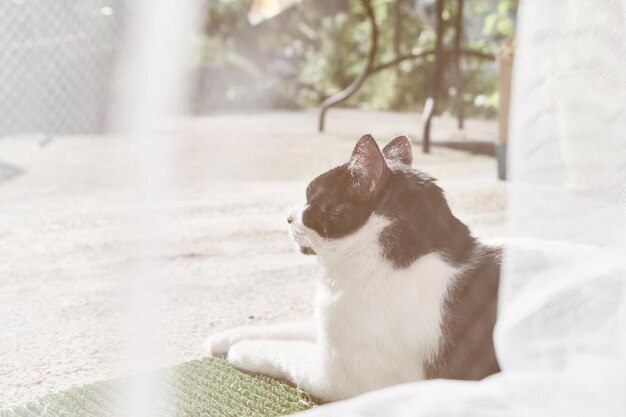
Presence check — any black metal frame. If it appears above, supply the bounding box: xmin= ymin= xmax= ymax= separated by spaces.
xmin=318 ymin=0 xmax=378 ymax=133
xmin=317 ymin=0 xmax=495 ymax=154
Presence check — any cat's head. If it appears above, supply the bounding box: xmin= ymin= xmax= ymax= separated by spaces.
xmin=287 ymin=134 xmax=401 ymax=255
xmin=287 ymin=134 xmax=472 ymax=267
xmin=287 ymin=134 xmax=410 ymax=256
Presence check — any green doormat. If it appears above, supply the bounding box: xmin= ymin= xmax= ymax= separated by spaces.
xmin=1 ymin=357 xmax=317 ymax=417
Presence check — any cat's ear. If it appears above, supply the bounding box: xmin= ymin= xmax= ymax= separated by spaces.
xmin=382 ymin=135 xmax=413 ymax=166
xmin=349 ymin=134 xmax=388 ymax=199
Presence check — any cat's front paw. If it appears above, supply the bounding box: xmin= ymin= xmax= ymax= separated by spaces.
xmin=204 ymin=329 xmax=245 ymax=356
xmin=227 ymin=340 xmax=272 ymax=375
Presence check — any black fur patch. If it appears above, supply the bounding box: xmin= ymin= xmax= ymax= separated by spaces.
xmin=375 ymin=166 xmax=476 ymax=268
xmin=425 ymin=244 xmax=501 ymax=380
xmin=302 ymin=163 xmax=376 ymax=239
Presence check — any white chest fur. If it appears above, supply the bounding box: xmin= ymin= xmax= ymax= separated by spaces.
xmin=314 ymin=215 xmax=459 ymax=398
xmin=208 ymin=213 xmax=462 ymax=402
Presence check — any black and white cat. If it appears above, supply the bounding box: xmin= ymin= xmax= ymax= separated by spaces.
xmin=206 ymin=135 xmax=501 ymax=402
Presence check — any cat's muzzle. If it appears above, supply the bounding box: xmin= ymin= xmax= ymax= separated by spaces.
xmin=299 ymin=246 xmax=316 ymax=255
xmin=288 ymin=201 xmax=317 ymax=255
xmin=290 ymin=229 xmax=317 ymax=255
xmin=288 ymin=225 xmax=317 ymax=255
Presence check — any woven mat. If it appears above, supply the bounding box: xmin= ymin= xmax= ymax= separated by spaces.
xmin=0 ymin=357 xmax=317 ymax=417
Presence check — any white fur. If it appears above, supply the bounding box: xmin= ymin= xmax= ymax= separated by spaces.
xmin=206 ymin=201 xmax=459 ymax=402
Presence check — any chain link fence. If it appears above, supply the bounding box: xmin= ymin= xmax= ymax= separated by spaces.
xmin=0 ymin=0 xmax=124 ymax=139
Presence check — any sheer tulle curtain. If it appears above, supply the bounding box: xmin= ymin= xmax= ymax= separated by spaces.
xmin=300 ymin=1 xmax=626 ymax=415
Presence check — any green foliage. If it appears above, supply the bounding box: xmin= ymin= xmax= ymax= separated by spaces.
xmin=197 ymin=0 xmax=516 ymax=118
xmin=481 ymin=0 xmax=515 ymax=38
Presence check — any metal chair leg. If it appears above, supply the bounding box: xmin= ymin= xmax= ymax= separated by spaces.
xmin=421 ymin=0 xmax=446 ymax=153
xmin=318 ymin=0 xmax=378 ymax=133
xmin=454 ymin=0 xmax=465 ymax=130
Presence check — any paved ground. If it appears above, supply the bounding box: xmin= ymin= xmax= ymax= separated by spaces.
xmin=0 ymin=109 xmax=505 ymax=408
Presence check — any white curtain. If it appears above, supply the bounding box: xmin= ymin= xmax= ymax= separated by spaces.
xmin=299 ymin=1 xmax=626 ymax=415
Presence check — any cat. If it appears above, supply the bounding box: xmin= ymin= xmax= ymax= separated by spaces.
xmin=205 ymin=134 xmax=501 ymax=402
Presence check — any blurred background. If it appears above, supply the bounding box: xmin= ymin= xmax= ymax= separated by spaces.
xmin=0 ymin=0 xmax=516 ymax=138
xmin=197 ymin=0 xmax=514 ymax=116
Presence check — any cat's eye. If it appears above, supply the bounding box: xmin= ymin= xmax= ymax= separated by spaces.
xmin=330 ymin=204 xmax=347 ymax=218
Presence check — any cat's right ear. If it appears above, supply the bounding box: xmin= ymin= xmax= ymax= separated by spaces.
xmin=382 ymin=135 xmax=413 ymax=166
xmin=349 ymin=134 xmax=388 ymax=200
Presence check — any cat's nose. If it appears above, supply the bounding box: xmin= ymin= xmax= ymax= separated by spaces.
xmin=287 ymin=215 xmax=294 ymax=224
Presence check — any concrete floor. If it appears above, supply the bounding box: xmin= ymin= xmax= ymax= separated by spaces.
xmin=0 ymin=109 xmax=505 ymax=408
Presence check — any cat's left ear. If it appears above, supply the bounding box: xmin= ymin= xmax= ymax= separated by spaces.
xmin=349 ymin=134 xmax=389 ymax=199
xmin=382 ymin=135 xmax=413 ymax=166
